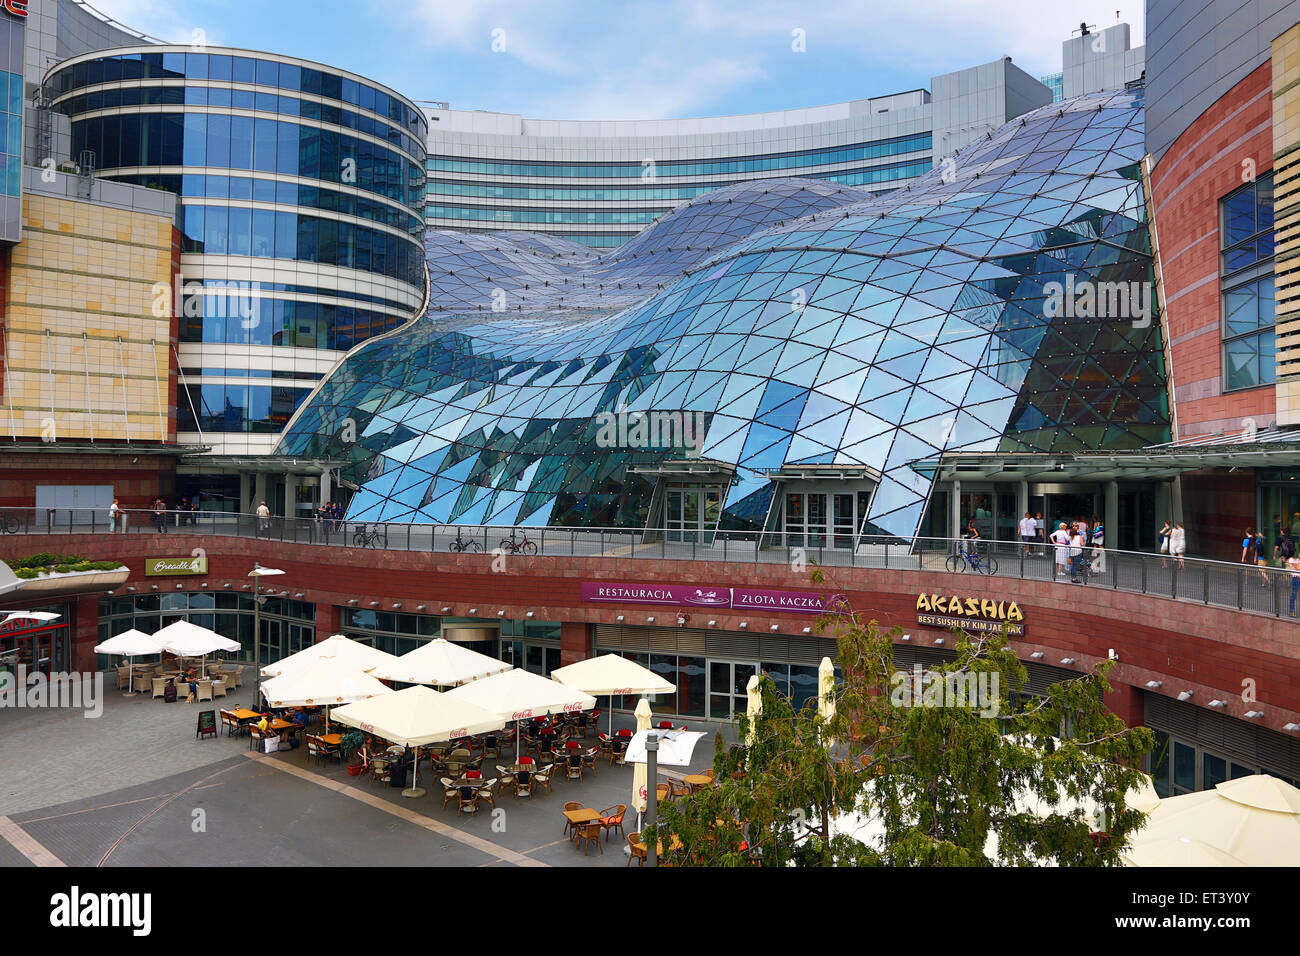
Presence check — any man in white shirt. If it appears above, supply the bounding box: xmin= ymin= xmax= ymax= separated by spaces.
xmin=1018 ymin=512 xmax=1036 ymax=556
xmin=256 ymin=501 xmax=271 ymax=532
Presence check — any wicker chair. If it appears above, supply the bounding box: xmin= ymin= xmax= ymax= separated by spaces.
xmin=627 ymin=832 xmax=647 ymax=867
xmin=599 ymin=804 xmax=627 ymax=843
xmin=532 ymin=764 xmax=553 ymax=795
xmin=457 ymin=786 xmax=479 ymax=815
xmin=656 ymin=782 xmax=671 ymax=804
xmin=369 ymin=758 xmax=391 ymax=787
xmin=513 ymin=769 xmax=533 ymax=800
xmin=476 ymin=780 xmax=497 ymax=810
xmin=669 ymin=777 xmax=691 ymax=800
xmin=562 ymin=801 xmax=582 ymax=839
xmin=440 ymin=778 xmax=459 ymax=810
xmin=574 ymin=821 xmax=604 ymax=855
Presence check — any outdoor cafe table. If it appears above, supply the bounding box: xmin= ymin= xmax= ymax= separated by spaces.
xmin=683 ymin=773 xmax=712 ymax=792
xmin=230 ymin=708 xmax=260 ymax=721
xmin=319 ymin=733 xmax=344 ymax=747
xmin=563 ymin=807 xmax=600 ymax=828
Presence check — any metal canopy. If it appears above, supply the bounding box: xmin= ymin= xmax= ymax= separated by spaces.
xmin=177 ymin=455 xmax=348 ymax=475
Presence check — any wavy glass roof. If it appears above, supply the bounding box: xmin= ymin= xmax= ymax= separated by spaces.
xmin=279 ymin=87 xmax=1166 ymax=539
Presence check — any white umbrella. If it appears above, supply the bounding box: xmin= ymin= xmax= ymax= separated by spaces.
xmin=260 ymin=633 xmax=400 ymax=679
xmin=1 ymin=611 xmax=61 ymax=627
xmin=631 ymin=699 xmax=652 ymax=826
xmin=153 ymin=618 xmax=240 ymax=678
xmin=817 ymin=657 xmax=835 ymax=747
xmin=1123 ymin=836 xmax=1247 ymax=867
xmin=260 ymin=657 xmax=394 ymax=731
xmin=1126 ymin=775 xmax=1300 ymax=866
xmin=331 ymin=685 xmax=505 ymax=797
xmin=369 ymin=638 xmax=511 ymax=687
xmin=551 ymin=653 xmax=676 ymax=736
xmin=93 ymin=628 xmax=165 ymax=694
xmin=622 ymin=729 xmax=706 ymax=766
xmin=745 ymin=674 xmax=762 ymax=748
xmin=445 ymin=668 xmax=596 ymax=760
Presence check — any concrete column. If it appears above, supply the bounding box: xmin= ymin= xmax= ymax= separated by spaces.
xmin=1017 ymin=480 xmax=1029 ymax=524
xmin=287 ymin=475 xmax=301 ymax=516
xmin=1171 ymin=476 xmax=1184 ymax=524
xmin=319 ymin=468 xmax=332 ymax=506
xmin=1105 ymin=480 xmax=1119 ymax=549
xmin=239 ymin=472 xmax=251 ymax=513
xmin=253 ymin=472 xmax=267 ymax=513
xmin=951 ymin=476 xmax=961 ymax=538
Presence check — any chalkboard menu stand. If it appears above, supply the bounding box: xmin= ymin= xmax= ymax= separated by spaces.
xmin=197 ymin=709 xmax=218 ymax=740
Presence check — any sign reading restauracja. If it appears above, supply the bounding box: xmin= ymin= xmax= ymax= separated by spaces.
xmin=144 ymin=555 xmax=208 ymax=576
xmin=581 ymin=582 xmax=839 ymax=615
xmin=915 ymin=592 xmax=1025 ymax=637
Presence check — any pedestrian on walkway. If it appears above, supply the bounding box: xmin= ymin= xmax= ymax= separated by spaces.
xmin=152 ymin=498 xmax=167 ymax=533
xmin=1252 ymin=528 xmax=1270 ymax=587
xmin=1050 ymin=521 xmax=1070 ymax=577
xmin=1069 ymin=522 xmax=1088 ymax=583
xmin=1158 ymin=520 xmax=1172 ymax=567
xmin=1019 ymin=512 xmax=1036 ymax=556
xmin=257 ymin=500 xmax=271 ymax=532
xmin=1090 ymin=514 xmax=1105 ymax=574
xmin=1169 ymin=523 xmax=1186 ymax=569
xmin=108 ymin=498 xmax=120 ymax=534
xmin=1288 ymin=554 xmax=1300 ymax=617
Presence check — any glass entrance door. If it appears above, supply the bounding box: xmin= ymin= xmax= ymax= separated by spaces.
xmin=666 ymin=487 xmax=720 ymax=543
xmin=709 ymin=660 xmax=757 ymax=720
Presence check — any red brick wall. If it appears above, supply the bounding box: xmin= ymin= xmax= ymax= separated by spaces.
xmin=10 ymin=533 xmax=1300 ymax=733
xmin=1152 ymin=61 xmax=1275 ymax=437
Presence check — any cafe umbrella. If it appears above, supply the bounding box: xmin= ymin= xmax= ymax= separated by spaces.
xmin=368 ymin=638 xmax=511 ymax=688
xmin=331 ymin=685 xmax=504 ymax=797
xmin=260 ymin=657 xmax=394 ymax=732
xmin=260 ymin=633 xmax=400 ymax=681
xmin=444 ymin=668 xmax=596 ymax=761
xmin=550 ymin=653 xmax=675 ymax=736
xmin=153 ymin=618 xmax=240 ymax=681
xmin=93 ymin=628 xmax=165 ymax=695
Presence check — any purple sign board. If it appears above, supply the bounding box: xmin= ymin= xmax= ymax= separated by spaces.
xmin=580 ymin=582 xmax=834 ymax=615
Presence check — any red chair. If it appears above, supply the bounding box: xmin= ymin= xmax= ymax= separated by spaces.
xmin=617 ymin=729 xmax=633 ymax=739
xmin=565 ymin=740 xmax=581 ymax=750
xmin=519 ymin=756 xmax=534 ymax=766
xmin=657 ymin=720 xmax=674 ymax=730
xmin=465 ymin=770 xmax=482 ymax=780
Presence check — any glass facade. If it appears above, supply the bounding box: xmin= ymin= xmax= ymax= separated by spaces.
xmin=47 ymin=47 xmax=428 ymax=434
xmin=1220 ymin=173 xmax=1275 ymax=391
xmin=282 ymin=87 xmax=1167 ymax=538
xmin=0 ymin=12 xmax=24 ymax=242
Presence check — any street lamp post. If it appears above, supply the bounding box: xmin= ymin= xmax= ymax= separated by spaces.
xmin=248 ymin=563 xmax=285 ymax=703
xmin=646 ymin=731 xmax=659 ymax=868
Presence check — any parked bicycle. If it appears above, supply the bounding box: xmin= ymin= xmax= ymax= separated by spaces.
xmin=946 ymin=543 xmax=997 ymax=575
xmin=352 ymin=523 xmax=389 ymax=549
xmin=498 ymin=529 xmax=538 ymax=556
xmin=448 ymin=527 xmax=482 ymax=553
xmin=0 ymin=512 xmax=20 ymax=534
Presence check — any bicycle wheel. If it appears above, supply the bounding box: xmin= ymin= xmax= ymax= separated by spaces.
xmin=982 ymin=556 xmax=998 ymax=575
xmin=377 ymin=532 xmax=388 ymax=548
xmin=945 ymin=554 xmax=965 ymax=573
xmin=353 ymin=532 xmax=369 ymax=548
xmin=521 ymin=541 xmax=537 ymax=556
xmin=466 ymin=538 xmax=482 ymax=553
xmin=500 ymin=538 xmax=516 ymax=553
xmin=0 ymin=514 xmax=18 ymax=534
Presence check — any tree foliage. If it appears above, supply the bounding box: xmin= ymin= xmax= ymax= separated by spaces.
xmin=648 ymin=575 xmax=1154 ymax=867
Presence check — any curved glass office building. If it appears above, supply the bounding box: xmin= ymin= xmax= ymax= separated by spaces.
xmin=44 ymin=46 xmax=428 ymax=452
xmin=281 ymin=87 xmax=1168 ymax=541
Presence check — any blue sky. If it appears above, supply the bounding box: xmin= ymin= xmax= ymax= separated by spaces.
xmin=91 ymin=0 xmax=1146 ymax=119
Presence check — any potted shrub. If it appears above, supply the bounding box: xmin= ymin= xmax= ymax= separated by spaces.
xmin=341 ymin=731 xmax=366 ymax=775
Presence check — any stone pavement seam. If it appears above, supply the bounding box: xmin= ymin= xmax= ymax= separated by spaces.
xmin=0 ymin=815 xmax=66 ymax=867
xmin=246 ymin=752 xmax=550 ymax=867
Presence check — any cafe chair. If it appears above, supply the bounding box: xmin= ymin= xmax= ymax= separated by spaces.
xmin=152 ymin=677 xmax=167 ymax=700
xmin=369 ymin=758 xmax=391 ymax=787
xmin=306 ymin=736 xmax=327 ymax=767
xmin=580 ymin=747 xmax=599 ymax=776
xmin=562 ymin=801 xmax=582 ymax=839
xmin=477 ymin=780 xmax=498 ymax=810
xmin=513 ymin=769 xmax=534 ymax=800
xmin=656 ymin=720 xmax=674 ymax=731
xmin=575 ymin=821 xmax=604 ymax=855
xmin=564 ymin=754 xmax=583 ymax=782
xmin=482 ymin=735 xmax=500 ymax=758
xmin=532 ymin=764 xmax=553 ymax=796
xmin=599 ymin=804 xmax=627 ymax=843
xmin=440 ymin=778 xmax=459 ymax=810
xmin=627 ymin=832 xmax=647 ymax=867
xmin=219 ymin=709 xmax=239 ymax=736
xmin=669 ymin=777 xmax=691 ymax=800
xmin=211 ymin=680 xmax=227 ymax=699
xmin=196 ymin=682 xmax=214 ymax=703
xmin=656 ymin=782 xmax=672 ymax=804
xmin=458 ymin=786 xmax=479 ymax=815
xmin=495 ymin=766 xmax=515 ymax=796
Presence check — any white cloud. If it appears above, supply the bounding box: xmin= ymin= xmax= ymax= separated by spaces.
xmin=79 ymin=0 xmax=224 ymax=45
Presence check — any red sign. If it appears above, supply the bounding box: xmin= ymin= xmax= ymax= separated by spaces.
xmin=3 ymin=1 xmax=27 ymax=17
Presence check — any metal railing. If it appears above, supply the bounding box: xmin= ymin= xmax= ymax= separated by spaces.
xmin=2 ymin=507 xmax=1298 ymax=620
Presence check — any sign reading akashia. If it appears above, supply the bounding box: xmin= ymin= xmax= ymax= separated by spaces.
xmin=145 ymin=556 xmax=208 ymax=576
xmin=915 ymin=593 xmax=1025 ymax=637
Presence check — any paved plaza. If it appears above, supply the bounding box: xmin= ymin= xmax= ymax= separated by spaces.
xmin=0 ymin=681 xmax=726 ymax=867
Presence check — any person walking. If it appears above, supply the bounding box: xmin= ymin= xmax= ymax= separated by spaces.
xmin=152 ymin=497 xmax=167 ymax=534
xmin=256 ymin=500 xmax=271 ymax=533
xmin=1169 ymin=522 xmax=1186 ymax=569
xmin=1069 ymin=522 xmax=1088 ymax=583
xmin=1090 ymin=514 xmax=1105 ymax=574
xmin=1158 ymin=519 xmax=1172 ymax=567
xmin=1050 ymin=521 xmax=1071 ymax=578
xmin=1288 ymin=553 xmax=1300 ymax=617
xmin=108 ymin=498 xmax=120 ymax=534
xmin=1253 ymin=528 xmax=1270 ymax=587
xmin=1018 ymin=511 xmax=1036 ymax=556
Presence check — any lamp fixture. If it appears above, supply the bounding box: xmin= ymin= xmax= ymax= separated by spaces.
xmin=1060 ymin=657 xmax=1075 ymax=665
xmin=348 ymin=599 xmax=358 ymax=605
xmin=392 ymin=603 xmax=402 ymax=609
xmin=497 ymin=610 xmax=505 ymax=617
xmin=707 ymin=619 xmax=717 ymax=627
xmin=126 ymin=586 xmax=135 ymax=592
xmin=1177 ymin=691 xmax=1193 ymax=701
xmin=441 ymin=606 xmax=452 ymax=613
xmin=369 ymin=601 xmax=379 ymax=607
xmin=1145 ymin=680 xmax=1162 ymax=689
xmin=151 ymin=585 xmax=159 ymax=590
xmin=416 ymin=604 xmax=425 ymax=611
xmin=1284 ymin=723 xmax=1300 ymax=732
xmin=222 ymin=583 xmax=231 ymax=589
xmin=241 ymin=584 xmax=251 ymax=590
xmin=1029 ymin=651 xmax=1043 ymax=659
xmin=802 ymin=626 xmax=811 ymax=634
xmin=900 ymin=634 xmax=910 ymax=641
xmin=176 ymin=584 xmax=183 ymax=589
xmin=769 ymin=624 xmax=779 ymax=632
xmin=1208 ymin=699 xmax=1227 ymax=708
xmin=468 ymin=608 xmax=477 ymax=614
xmin=1244 ymin=710 xmax=1263 ymax=719
xmin=200 ymin=583 xmax=208 ymax=588
xmin=739 ymin=621 xmax=749 ymax=629
xmin=646 ymin=616 xmax=655 ymax=623
xmin=616 ymin=615 xmax=624 ymax=622
xmin=525 ymin=611 xmax=534 ymax=618
xmin=934 ymin=637 xmax=944 ymax=645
